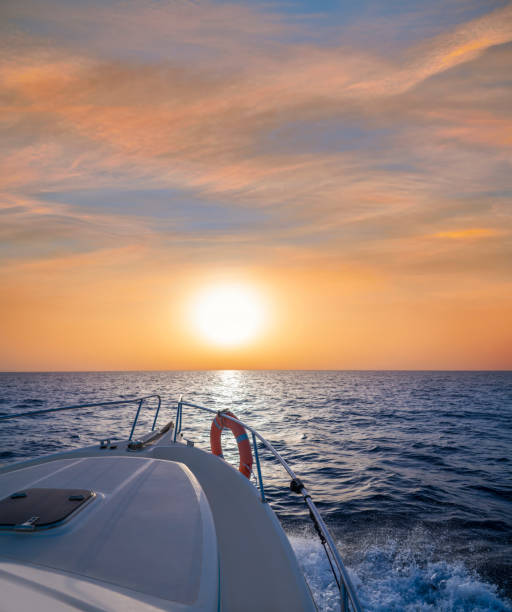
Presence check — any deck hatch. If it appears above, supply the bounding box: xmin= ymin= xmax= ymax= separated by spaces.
xmin=0 ymin=488 xmax=94 ymax=530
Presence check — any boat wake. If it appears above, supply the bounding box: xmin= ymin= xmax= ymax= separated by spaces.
xmin=290 ymin=535 xmax=511 ymax=612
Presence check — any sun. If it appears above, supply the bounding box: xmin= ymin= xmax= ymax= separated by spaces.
xmin=192 ymin=284 xmax=265 ymax=347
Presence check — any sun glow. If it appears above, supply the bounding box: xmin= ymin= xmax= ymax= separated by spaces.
xmin=192 ymin=284 xmax=265 ymax=347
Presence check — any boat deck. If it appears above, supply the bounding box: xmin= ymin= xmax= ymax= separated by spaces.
xmin=0 ymin=432 xmax=316 ymax=611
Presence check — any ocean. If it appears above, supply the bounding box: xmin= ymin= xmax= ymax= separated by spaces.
xmin=0 ymin=370 xmax=511 ymax=611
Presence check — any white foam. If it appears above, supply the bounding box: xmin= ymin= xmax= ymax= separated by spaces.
xmin=290 ymin=535 xmax=511 ymax=612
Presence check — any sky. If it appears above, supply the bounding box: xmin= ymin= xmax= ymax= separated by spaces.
xmin=1 ymin=0 xmax=511 ymax=371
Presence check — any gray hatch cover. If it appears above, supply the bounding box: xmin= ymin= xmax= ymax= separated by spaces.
xmin=0 ymin=488 xmax=94 ymax=530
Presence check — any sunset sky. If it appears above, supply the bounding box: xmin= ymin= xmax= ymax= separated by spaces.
xmin=1 ymin=0 xmax=511 ymax=371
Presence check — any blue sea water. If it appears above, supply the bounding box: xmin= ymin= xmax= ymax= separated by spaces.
xmin=0 ymin=370 xmax=511 ymax=611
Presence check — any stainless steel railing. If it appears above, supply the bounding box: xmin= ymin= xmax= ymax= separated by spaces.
xmin=174 ymin=397 xmax=363 ymax=612
xmin=0 ymin=394 xmax=161 ymax=441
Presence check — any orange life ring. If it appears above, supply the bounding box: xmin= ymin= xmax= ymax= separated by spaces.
xmin=210 ymin=411 xmax=253 ymax=479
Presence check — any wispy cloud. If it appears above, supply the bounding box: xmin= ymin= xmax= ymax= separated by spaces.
xmin=1 ymin=0 xmax=511 ymax=368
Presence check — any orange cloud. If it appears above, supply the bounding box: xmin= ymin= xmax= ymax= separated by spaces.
xmin=433 ymin=228 xmax=505 ymax=240
xmin=416 ymin=4 xmax=512 ymax=77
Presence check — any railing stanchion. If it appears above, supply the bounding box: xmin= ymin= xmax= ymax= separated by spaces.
xmin=252 ymin=432 xmax=266 ymax=503
xmin=129 ymin=398 xmax=144 ymax=441
xmin=151 ymin=395 xmax=161 ymax=431
xmin=174 ymin=398 xmax=183 ymax=442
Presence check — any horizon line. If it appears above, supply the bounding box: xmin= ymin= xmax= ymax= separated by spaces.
xmin=1 ymin=368 xmax=511 ymax=374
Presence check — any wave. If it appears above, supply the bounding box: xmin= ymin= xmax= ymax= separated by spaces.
xmin=290 ymin=535 xmax=512 ymax=612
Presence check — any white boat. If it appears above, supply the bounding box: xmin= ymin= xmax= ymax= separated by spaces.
xmin=0 ymin=394 xmax=362 ymax=611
